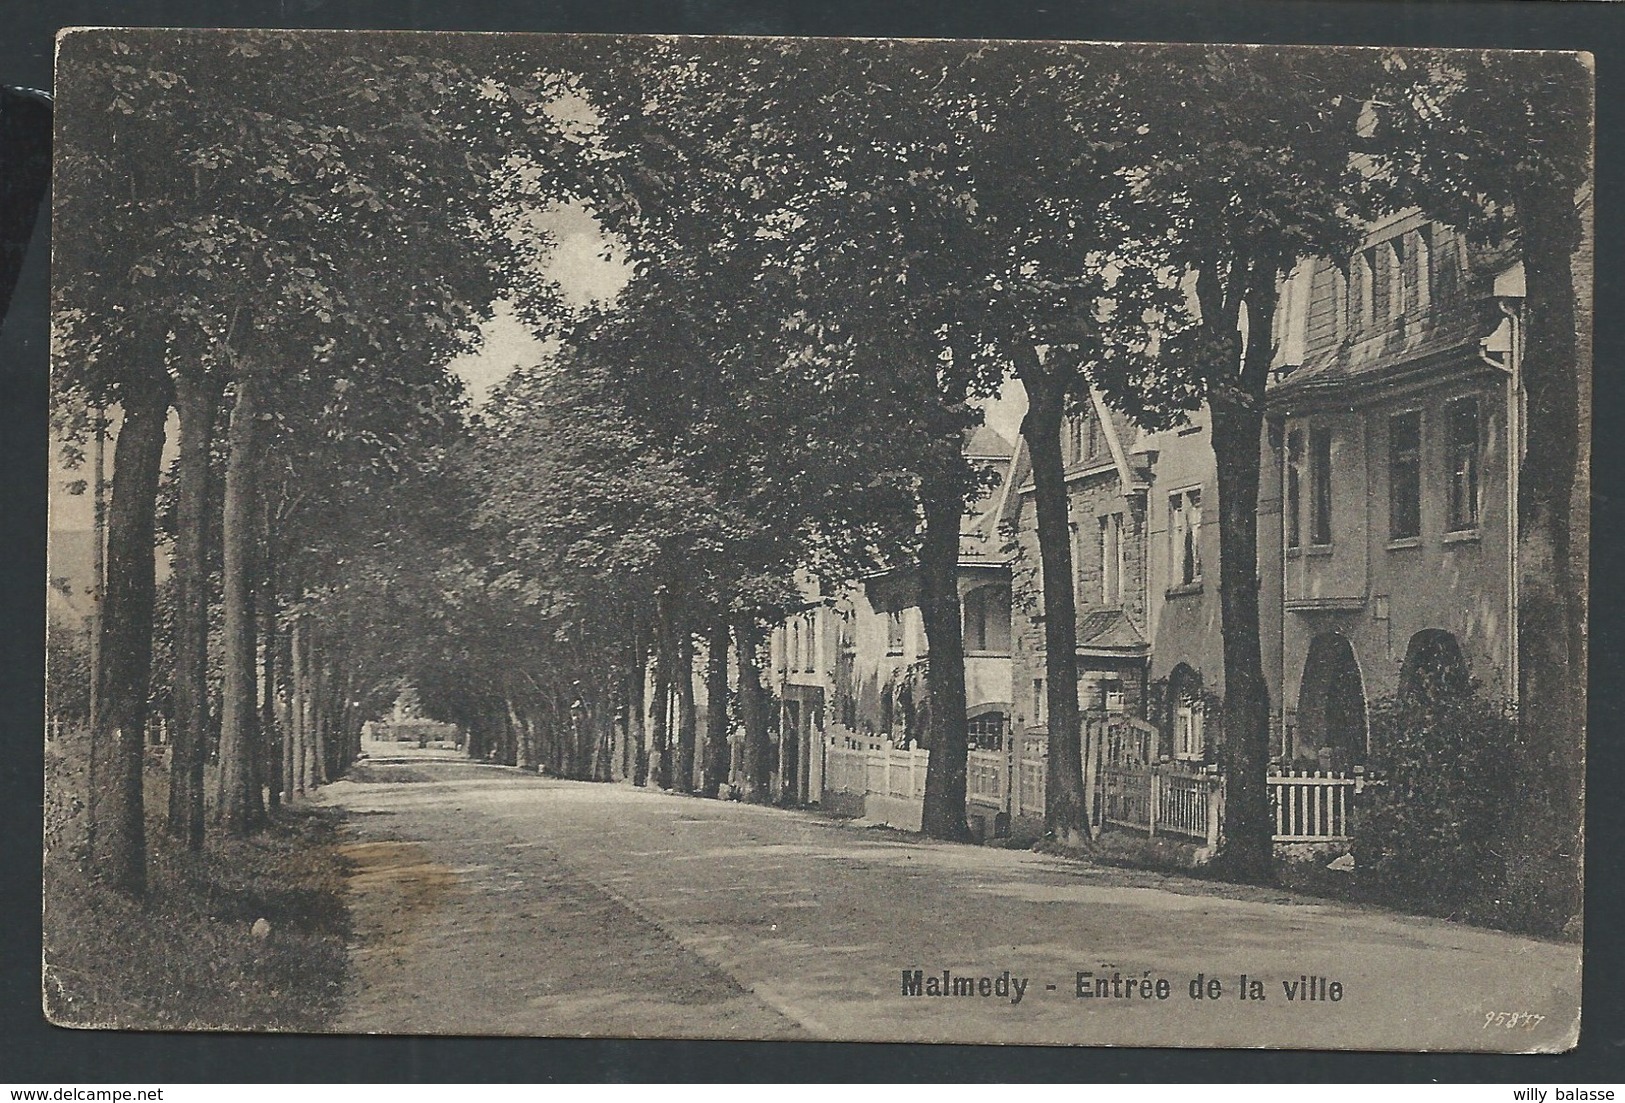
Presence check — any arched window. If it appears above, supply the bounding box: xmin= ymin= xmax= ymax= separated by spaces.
xmin=1353 ymin=251 xmax=1375 ymax=335
xmin=1168 ymin=664 xmax=1206 ymax=762
xmin=1413 ymin=227 xmax=1432 ymax=314
xmin=1385 ymin=239 xmax=1405 ymax=322
xmin=1330 ymin=263 xmax=1349 ymax=343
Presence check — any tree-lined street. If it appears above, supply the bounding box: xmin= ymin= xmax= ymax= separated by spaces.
xmin=321 ymin=744 xmax=1577 ymax=1049
xmin=43 ymin=30 xmax=1588 ymax=1040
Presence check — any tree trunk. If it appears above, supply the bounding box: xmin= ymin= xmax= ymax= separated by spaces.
xmin=259 ymin=548 xmax=279 ymax=810
xmin=165 ymin=370 xmax=221 ymax=849
xmin=674 ymin=626 xmax=697 ymax=794
xmin=290 ymin=616 xmax=310 ymax=797
xmin=87 ymin=375 xmax=171 ymax=894
xmin=279 ymin=623 xmax=295 ymax=801
xmin=630 ymin=616 xmax=649 ymax=786
xmin=702 ymin=620 xmax=731 ymax=798
xmin=1016 ymin=355 xmax=1088 ymax=846
xmin=1208 ymin=272 xmax=1279 ymax=885
xmin=918 ymin=464 xmax=972 ymax=843
xmin=649 ymin=618 xmax=671 ymax=790
xmin=216 ymin=369 xmax=263 ymax=835
xmin=312 ymin=658 xmax=331 ymax=783
xmin=1511 ymin=183 xmax=1585 ymax=920
xmin=736 ymin=622 xmax=772 ymax=804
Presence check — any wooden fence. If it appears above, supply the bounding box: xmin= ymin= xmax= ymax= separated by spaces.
xmin=822 ymin=720 xmax=1379 ymax=846
xmin=1269 ymin=768 xmax=1373 ymax=842
xmin=825 ymin=737 xmax=930 ymax=805
xmin=1097 ymin=763 xmax=1222 ymax=845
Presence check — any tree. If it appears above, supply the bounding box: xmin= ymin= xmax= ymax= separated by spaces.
xmin=1367 ymin=51 xmax=1591 ymax=921
xmin=1103 ymin=47 xmax=1381 ymax=880
xmin=55 ymin=30 xmax=510 ymax=846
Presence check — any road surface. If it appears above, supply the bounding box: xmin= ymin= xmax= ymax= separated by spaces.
xmin=315 ymin=745 xmax=1579 ymax=1050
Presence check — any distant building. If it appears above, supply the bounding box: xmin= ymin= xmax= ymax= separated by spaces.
xmin=765 ymin=424 xmax=1018 ymax=805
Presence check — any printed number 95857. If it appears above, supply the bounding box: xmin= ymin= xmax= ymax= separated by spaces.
xmin=1484 ymin=1011 xmax=1545 ymax=1029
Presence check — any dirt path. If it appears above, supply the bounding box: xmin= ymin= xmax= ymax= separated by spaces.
xmin=325 ymin=758 xmax=802 ymax=1038
xmin=318 ymin=749 xmax=1579 ymax=1050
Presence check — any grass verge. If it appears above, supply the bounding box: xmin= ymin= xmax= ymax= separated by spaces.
xmin=44 ymin=734 xmax=352 ymax=1031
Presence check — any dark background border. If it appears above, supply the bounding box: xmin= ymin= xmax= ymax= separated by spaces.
xmin=3 ymin=0 xmax=1620 ymax=1083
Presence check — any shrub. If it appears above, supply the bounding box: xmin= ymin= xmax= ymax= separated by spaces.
xmin=1352 ymin=684 xmax=1518 ymax=927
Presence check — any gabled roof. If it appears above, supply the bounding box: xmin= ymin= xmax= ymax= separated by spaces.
xmin=959 ymin=427 xmax=1019 ymax=566
xmin=964 ymin=423 xmax=1014 ymax=459
xmin=1076 ymin=609 xmax=1148 ymax=654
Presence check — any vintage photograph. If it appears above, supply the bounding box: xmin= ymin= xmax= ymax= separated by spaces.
xmin=43 ymin=29 xmax=1589 ymax=1051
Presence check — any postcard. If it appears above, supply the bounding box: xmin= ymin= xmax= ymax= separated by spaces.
xmin=43 ymin=29 xmax=1588 ymax=1050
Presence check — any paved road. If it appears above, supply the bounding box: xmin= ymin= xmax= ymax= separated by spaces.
xmin=317 ymin=746 xmax=1579 ymax=1050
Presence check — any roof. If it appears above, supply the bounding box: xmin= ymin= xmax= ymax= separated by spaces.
xmin=964 ymin=423 xmax=1014 ymax=459
xmin=1076 ymin=609 xmax=1148 ymax=653
xmin=1268 ymin=298 xmax=1502 ymax=406
xmin=959 ymin=428 xmax=1019 ymax=564
xmin=1268 ymin=229 xmax=1520 ymax=408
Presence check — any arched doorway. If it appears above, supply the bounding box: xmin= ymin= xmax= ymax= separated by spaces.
xmin=1297 ymin=633 xmax=1367 ymax=768
xmin=1398 ymin=629 xmax=1470 ymax=704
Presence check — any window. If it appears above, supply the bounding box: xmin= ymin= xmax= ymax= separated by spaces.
xmin=1354 ymin=251 xmax=1375 ymax=332
xmin=1413 ymin=227 xmax=1432 ymax=314
xmin=1385 ymin=239 xmax=1405 ymax=322
xmin=1446 ymin=397 xmax=1480 ymax=532
xmin=1065 ymin=415 xmax=1086 ymax=466
xmin=1169 ymin=489 xmax=1202 ymax=588
xmin=1389 ymin=411 xmax=1422 ymax=542
xmin=1071 ymin=520 xmax=1086 ymax=605
xmin=1101 ymin=678 xmax=1126 ymax=714
xmin=802 ymin=612 xmax=818 ymax=673
xmin=1285 ymin=428 xmax=1304 ymax=551
xmin=1086 ymin=409 xmax=1101 ymax=460
xmin=1174 ymin=690 xmax=1204 ymax=760
xmin=962 ymin=584 xmax=1011 ymax=654
xmin=885 ymin=610 xmax=905 ymax=655
xmin=1331 ymin=264 xmax=1349 ymax=342
xmin=1308 ymin=427 xmax=1333 ymax=547
xmin=1099 ymin=513 xmax=1124 ymax=606
xmin=967 ymin=712 xmax=1007 ymax=751
xmin=1032 ymin=678 xmax=1046 ymax=725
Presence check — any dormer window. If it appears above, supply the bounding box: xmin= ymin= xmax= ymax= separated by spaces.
xmin=1385 ymin=239 xmax=1404 ymax=323
xmin=1412 ymin=226 xmax=1432 ymax=315
xmin=1353 ymin=251 xmax=1375 ymax=335
xmin=1331 ymin=263 xmax=1349 ymax=342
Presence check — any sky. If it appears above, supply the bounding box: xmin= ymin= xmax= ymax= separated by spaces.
xmin=448 ymin=199 xmax=631 ymax=408
xmin=449 ymin=200 xmax=1030 ymax=445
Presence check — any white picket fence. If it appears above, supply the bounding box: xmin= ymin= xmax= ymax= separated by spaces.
xmin=826 ymin=737 xmax=930 ymax=804
xmin=823 ymin=724 xmax=1377 ymax=845
xmin=1270 ymin=768 xmax=1374 ymax=842
xmin=1097 ymin=762 xmax=1223 ymax=844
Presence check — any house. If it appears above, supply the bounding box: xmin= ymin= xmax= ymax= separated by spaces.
xmin=767 ymin=424 xmax=1018 ymax=810
xmin=1008 ymin=395 xmax=1158 ymax=739
xmin=1000 ymin=211 xmax=1531 ymax=844
xmin=1262 ymin=213 xmax=1525 ymax=769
